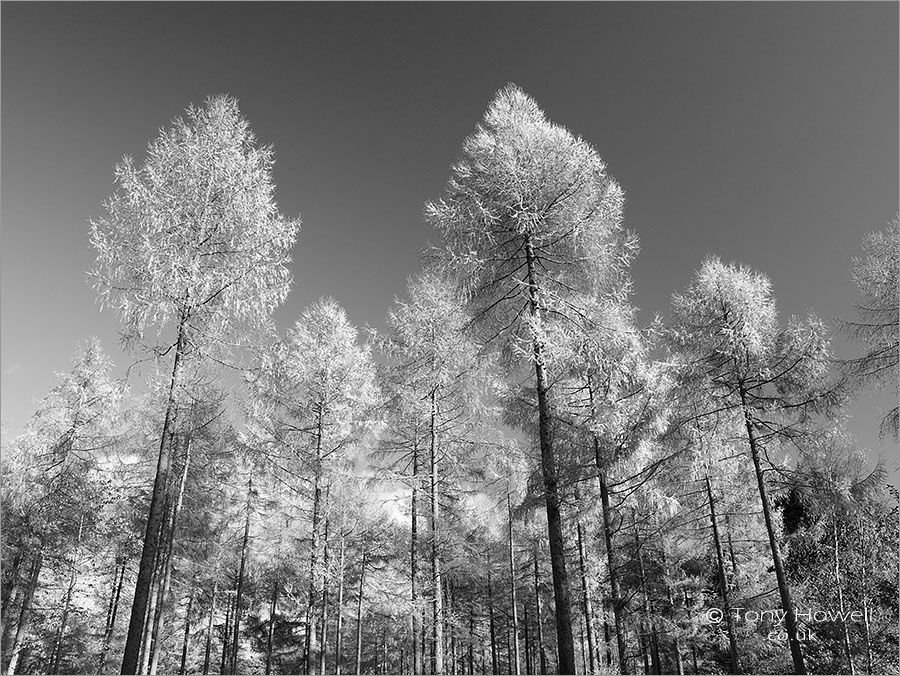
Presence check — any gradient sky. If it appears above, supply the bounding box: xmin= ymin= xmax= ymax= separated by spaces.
xmin=2 ymin=3 xmax=897 ymax=468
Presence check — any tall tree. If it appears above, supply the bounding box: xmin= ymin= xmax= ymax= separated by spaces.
xmin=89 ymin=94 xmax=300 ymax=674
xmin=428 ymin=84 xmax=634 ymax=674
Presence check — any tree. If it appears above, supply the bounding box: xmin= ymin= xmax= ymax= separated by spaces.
xmin=89 ymin=94 xmax=300 ymax=674
xmin=669 ymin=256 xmax=837 ymax=675
xmin=427 ymin=84 xmax=634 ymax=674
xmin=841 ymin=216 xmax=899 ymax=439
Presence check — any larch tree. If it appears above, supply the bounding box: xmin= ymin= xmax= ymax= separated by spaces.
xmin=89 ymin=94 xmax=300 ymax=674
xmin=427 ymin=84 xmax=633 ymax=674
xmin=841 ymin=216 xmax=899 ymax=439
xmin=669 ymin=256 xmax=837 ymax=675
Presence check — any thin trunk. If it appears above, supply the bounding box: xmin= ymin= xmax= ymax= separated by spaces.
xmin=6 ymin=549 xmax=42 ymax=676
xmin=122 ymin=321 xmax=187 ymax=674
xmin=1 ymin=547 xmax=25 ymax=646
xmin=469 ymin=605 xmax=475 ymax=676
xmin=832 ymin=513 xmax=855 ymax=675
xmin=705 ymin=475 xmax=740 ymax=674
xmin=596 ymin=460 xmax=627 ymax=675
xmin=523 ymin=603 xmax=532 ymax=676
xmin=488 ymin=568 xmax=498 ymax=676
xmin=533 ymin=553 xmax=546 ymax=676
xmin=231 ymin=477 xmax=253 ymax=675
xmin=576 ymin=521 xmax=596 ymax=675
xmin=50 ymin=514 xmax=85 ymax=674
xmin=724 ymin=516 xmax=739 ymax=581
xmin=690 ymin=644 xmax=698 ymax=675
xmin=307 ymin=407 xmax=325 ymax=676
xmin=179 ymin=590 xmax=194 ymax=675
xmin=150 ymin=435 xmax=192 ymax=675
xmin=139 ymin=544 xmax=162 ymax=676
xmin=335 ymin=529 xmax=347 ymax=676
xmin=202 ymin=576 xmax=217 ymax=676
xmin=411 ymin=439 xmax=422 ymax=676
xmin=319 ymin=489 xmax=331 ymax=676
xmin=524 ymin=235 xmax=575 ymax=675
xmin=99 ymin=558 xmax=127 ymax=674
xmin=740 ymin=387 xmax=806 ymax=675
xmin=220 ymin=592 xmax=233 ymax=676
xmin=354 ymin=551 xmax=367 ymax=676
xmin=430 ymin=388 xmax=444 ymax=675
xmin=507 ymin=492 xmax=521 ymax=675
xmin=633 ymin=523 xmax=660 ymax=676
xmin=659 ymin=548 xmax=683 ymax=676
xmin=265 ymin=575 xmax=279 ymax=676
xmin=579 ymin=617 xmax=587 ymax=675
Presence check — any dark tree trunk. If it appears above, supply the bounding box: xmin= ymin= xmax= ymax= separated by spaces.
xmin=354 ymin=550 xmax=367 ymax=676
xmin=523 ymin=603 xmax=532 ymax=676
xmin=220 ymin=592 xmax=233 ymax=676
xmin=50 ymin=515 xmax=85 ymax=674
xmin=121 ymin=321 xmax=187 ymax=674
xmin=533 ymin=553 xmax=547 ymax=676
xmin=576 ymin=520 xmax=597 ymax=674
xmin=507 ymin=492 xmax=521 ymax=675
xmin=596 ymin=459 xmax=627 ymax=675
xmin=6 ymin=549 xmax=42 ymax=676
xmin=740 ymin=388 xmax=806 ymax=675
xmin=179 ymin=590 xmax=194 ymax=675
xmin=524 ymin=235 xmax=575 ymax=675
xmin=202 ymin=576 xmax=217 ymax=676
xmin=334 ymin=529 xmax=346 ymax=676
xmin=265 ymin=575 xmax=278 ymax=676
xmin=832 ymin=513 xmax=855 ymax=675
xmin=659 ymin=547 xmax=683 ymax=676
xmin=99 ymin=558 xmax=127 ymax=674
xmin=319 ymin=490 xmax=331 ymax=675
xmin=633 ymin=523 xmax=660 ymax=675
xmin=231 ymin=477 xmax=253 ymax=675
xmin=706 ymin=474 xmax=741 ymax=674
xmin=307 ymin=407 xmax=325 ymax=676
xmin=488 ymin=568 xmax=498 ymax=676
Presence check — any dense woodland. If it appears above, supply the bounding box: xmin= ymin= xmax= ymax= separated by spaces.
xmin=1 ymin=88 xmax=897 ymax=676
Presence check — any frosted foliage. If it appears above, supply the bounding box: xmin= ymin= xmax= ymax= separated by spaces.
xmin=90 ymin=95 xmax=300 ymax=347
xmin=671 ymin=257 xmax=779 ymax=373
xmin=426 ymin=85 xmax=636 ymax=337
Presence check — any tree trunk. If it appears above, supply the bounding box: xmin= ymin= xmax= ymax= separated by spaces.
xmin=533 ymin=553 xmax=547 ymax=676
xmin=469 ymin=604 xmax=476 ymax=676
xmin=430 ymin=388 xmax=444 ymax=675
xmin=524 ymin=235 xmax=575 ymax=675
xmin=50 ymin=514 xmax=85 ymax=674
xmin=523 ymin=602 xmax=532 ymax=676
xmin=659 ymin=547 xmax=683 ymax=676
xmin=307 ymin=406 xmax=325 ymax=676
xmin=354 ymin=550 xmax=367 ymax=676
xmin=202 ymin=576 xmax=217 ymax=676
xmin=265 ymin=575 xmax=279 ymax=676
xmin=595 ymin=458 xmax=627 ymax=675
xmin=140 ymin=542 xmax=163 ymax=676
xmin=488 ymin=568 xmax=498 ymax=676
xmin=633 ymin=522 xmax=660 ymax=676
xmin=122 ymin=321 xmax=188 ymax=674
xmin=179 ymin=590 xmax=194 ymax=675
xmin=150 ymin=435 xmax=193 ymax=675
xmin=705 ymin=474 xmax=741 ymax=674
xmin=6 ymin=549 xmax=42 ymax=675
xmin=507 ymin=492 xmax=521 ymax=675
xmin=231 ymin=477 xmax=253 ymax=675
xmin=740 ymin=388 xmax=806 ymax=675
xmin=220 ymin=592 xmax=233 ymax=676
xmin=831 ymin=513 xmax=855 ymax=675
xmin=334 ymin=528 xmax=346 ymax=676
xmin=576 ymin=520 xmax=596 ymax=675
xmin=1 ymin=546 xmax=25 ymax=646
xmin=319 ymin=489 xmax=331 ymax=675
xmin=411 ymin=438 xmax=422 ymax=676
xmin=99 ymin=558 xmax=127 ymax=674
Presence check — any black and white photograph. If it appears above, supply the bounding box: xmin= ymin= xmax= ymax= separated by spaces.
xmin=1 ymin=2 xmax=897 ymax=675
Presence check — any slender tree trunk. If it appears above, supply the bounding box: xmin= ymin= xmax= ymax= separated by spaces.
xmin=50 ymin=515 xmax=85 ymax=674
xmin=831 ymin=513 xmax=855 ymax=675
xmin=319 ymin=489 xmax=331 ymax=676
xmin=659 ymin=548 xmax=683 ymax=676
xmin=231 ymin=477 xmax=253 ymax=675
xmin=705 ymin=475 xmax=741 ymax=674
xmin=724 ymin=516 xmax=739 ymax=581
xmin=533 ymin=553 xmax=547 ymax=676
xmin=430 ymin=388 xmax=444 ymax=675
xmin=179 ymin=590 xmax=194 ymax=675
xmin=265 ymin=575 xmax=279 ymax=676
xmin=633 ymin=522 xmax=660 ymax=676
xmin=740 ymin=388 xmax=806 ymax=675
xmin=1 ymin=547 xmax=25 ymax=646
xmin=411 ymin=439 xmax=422 ymax=676
xmin=122 ymin=321 xmax=188 ymax=674
xmin=488 ymin=568 xmax=498 ymax=676
xmin=140 ymin=544 xmax=163 ymax=676
xmin=469 ymin=604 xmax=476 ymax=676
xmin=595 ymin=457 xmax=627 ymax=675
xmin=690 ymin=644 xmax=698 ymax=675
xmin=220 ymin=592 xmax=233 ymax=676
xmin=354 ymin=550 xmax=367 ymax=676
xmin=202 ymin=576 xmax=217 ymax=676
xmin=576 ymin=520 xmax=597 ymax=675
xmin=307 ymin=407 xmax=325 ymax=676
xmin=6 ymin=549 xmax=42 ymax=675
xmin=523 ymin=603 xmax=532 ymax=676
xmin=99 ymin=558 xmax=127 ymax=674
xmin=507 ymin=492 xmax=521 ymax=675
xmin=335 ymin=528 xmax=346 ymax=676
xmin=579 ymin=617 xmax=587 ymax=675
xmin=150 ymin=435 xmax=193 ymax=675
xmin=524 ymin=235 xmax=575 ymax=675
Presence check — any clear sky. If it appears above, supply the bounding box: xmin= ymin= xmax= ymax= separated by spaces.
xmin=2 ymin=3 xmax=897 ymax=467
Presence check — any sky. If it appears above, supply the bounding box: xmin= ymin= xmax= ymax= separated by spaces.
xmin=2 ymin=2 xmax=898 ymax=469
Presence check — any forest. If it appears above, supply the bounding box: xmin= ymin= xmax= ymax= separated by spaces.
xmin=1 ymin=87 xmax=897 ymax=676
